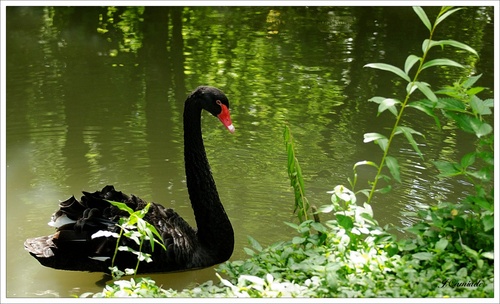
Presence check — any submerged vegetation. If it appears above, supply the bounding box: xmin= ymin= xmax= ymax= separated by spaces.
xmin=83 ymin=6 xmax=494 ymax=298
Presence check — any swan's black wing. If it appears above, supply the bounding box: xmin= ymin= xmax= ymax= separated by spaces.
xmin=24 ymin=185 xmax=200 ymax=273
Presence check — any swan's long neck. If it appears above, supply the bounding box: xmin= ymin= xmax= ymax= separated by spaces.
xmin=183 ymin=98 xmax=234 ymax=261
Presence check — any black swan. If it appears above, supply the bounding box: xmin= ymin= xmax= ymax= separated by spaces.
xmin=24 ymin=86 xmax=235 ymax=274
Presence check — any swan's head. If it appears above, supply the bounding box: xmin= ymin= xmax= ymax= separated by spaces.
xmin=196 ymin=86 xmax=235 ymax=134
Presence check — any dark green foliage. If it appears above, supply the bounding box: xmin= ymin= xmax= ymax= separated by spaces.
xmin=106 ymin=200 xmax=166 ymax=279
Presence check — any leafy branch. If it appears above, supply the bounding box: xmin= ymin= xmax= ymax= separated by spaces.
xmin=284 ymin=124 xmax=311 ymax=223
xmin=355 ymin=6 xmax=479 ymax=203
xmin=103 ymin=201 xmax=166 ymax=279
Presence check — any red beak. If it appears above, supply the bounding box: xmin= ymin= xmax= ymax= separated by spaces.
xmin=217 ymin=104 xmax=235 ymax=133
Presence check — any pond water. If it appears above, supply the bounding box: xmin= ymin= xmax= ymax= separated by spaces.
xmin=3 ymin=5 xmax=495 ymax=298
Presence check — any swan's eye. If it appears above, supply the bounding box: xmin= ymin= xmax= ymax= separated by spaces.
xmin=216 ymin=100 xmax=222 ymax=106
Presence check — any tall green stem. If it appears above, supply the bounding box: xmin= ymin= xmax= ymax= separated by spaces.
xmin=366 ymin=8 xmax=445 ymax=204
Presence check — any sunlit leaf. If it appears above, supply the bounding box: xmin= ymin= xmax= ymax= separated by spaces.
xmin=413 ymin=81 xmax=438 ymax=102
xmin=435 ymin=7 xmax=463 ymax=27
xmin=466 ymin=86 xmax=485 ymax=96
xmin=317 ymin=204 xmax=334 ymax=213
xmin=434 ymin=238 xmax=449 ymax=251
xmin=378 ymin=98 xmax=400 ymax=116
xmin=363 ymin=132 xmax=386 ymax=143
xmin=292 ymin=236 xmax=306 ymax=244
xmin=412 ymin=252 xmax=434 ymax=260
xmin=421 ymin=39 xmax=432 ymax=53
xmin=368 ymin=96 xmax=386 ymax=104
xmin=462 ymin=73 xmax=482 ymax=89
xmin=470 ymin=95 xmax=492 ymax=115
xmin=421 ymin=58 xmax=464 ymax=70
xmin=413 ymin=6 xmax=431 ymax=31
xmin=466 ymin=168 xmax=492 ymax=182
xmin=427 ymin=39 xmax=478 ymax=57
xmin=364 ymin=63 xmax=411 ymax=82
xmin=385 ymin=156 xmax=401 ymax=183
xmin=482 ymin=215 xmax=494 ymax=232
xmin=353 ymin=160 xmax=379 ymax=170
xmin=481 ymin=251 xmax=494 ymax=260
xmin=377 ymin=138 xmax=388 ymax=152
xmin=404 ymin=54 xmax=421 ymax=74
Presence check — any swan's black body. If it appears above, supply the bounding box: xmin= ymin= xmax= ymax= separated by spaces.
xmin=24 ymin=86 xmax=235 ymax=273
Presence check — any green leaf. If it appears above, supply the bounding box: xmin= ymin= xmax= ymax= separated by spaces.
xmin=376 ymin=185 xmax=392 ymax=194
xmin=385 ymin=156 xmax=401 ymax=183
xmin=414 ymin=81 xmax=438 ymax=102
xmin=406 ymin=100 xmax=441 ymax=129
xmin=353 ymin=160 xmax=379 ymax=170
xmin=413 ymin=6 xmax=431 ymax=31
xmin=364 ymin=63 xmax=411 ymax=82
xmin=336 ymin=214 xmax=353 ymax=230
xmin=247 ymin=236 xmax=262 ymax=252
xmin=435 ymin=7 xmax=463 ymax=27
xmin=243 ymin=247 xmax=255 ymax=256
xmin=483 ymin=98 xmax=494 ymax=108
xmin=463 ymin=74 xmax=482 ymax=89
xmin=363 ymin=132 xmax=386 ymax=143
xmin=363 ymin=133 xmax=389 ymax=152
xmin=433 ymin=160 xmax=461 ymax=177
xmin=421 ymin=39 xmax=432 ymax=53
xmin=404 ymin=54 xmax=421 ymax=74
xmin=283 ymin=221 xmax=299 ymax=230
xmin=435 ymin=238 xmax=449 ymax=251
xmin=317 ymin=204 xmax=334 ymax=214
xmin=466 ymin=86 xmax=485 ymax=96
xmin=292 ymin=236 xmax=306 ymax=244
xmin=311 ymin=222 xmax=327 ymax=234
xmin=395 ymin=126 xmax=424 ymax=159
xmin=467 ymin=167 xmax=492 ymax=182
xmin=482 ymin=215 xmax=494 ymax=232
xmin=377 ymin=138 xmax=388 ymax=152
xmin=108 ymin=200 xmax=134 ymax=215
xmin=378 ymin=98 xmax=400 ymax=116
xmin=460 ymin=243 xmax=479 ymax=259
xmin=403 ymin=242 xmax=417 ymax=251
xmin=368 ymin=96 xmax=386 ymax=104
xmin=470 ymin=196 xmax=493 ymax=212
xmin=470 ymin=95 xmax=492 ymax=115
xmin=412 ymin=252 xmax=434 ymax=260
xmin=436 ymin=97 xmax=466 ymax=112
xmin=450 ymin=216 xmax=466 ymax=229
xmin=421 ymin=58 xmax=464 ymax=70
xmin=460 ymin=152 xmax=476 ymax=168
xmin=429 ymin=39 xmax=479 ymax=57
xmin=445 ymin=112 xmax=492 ymax=137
